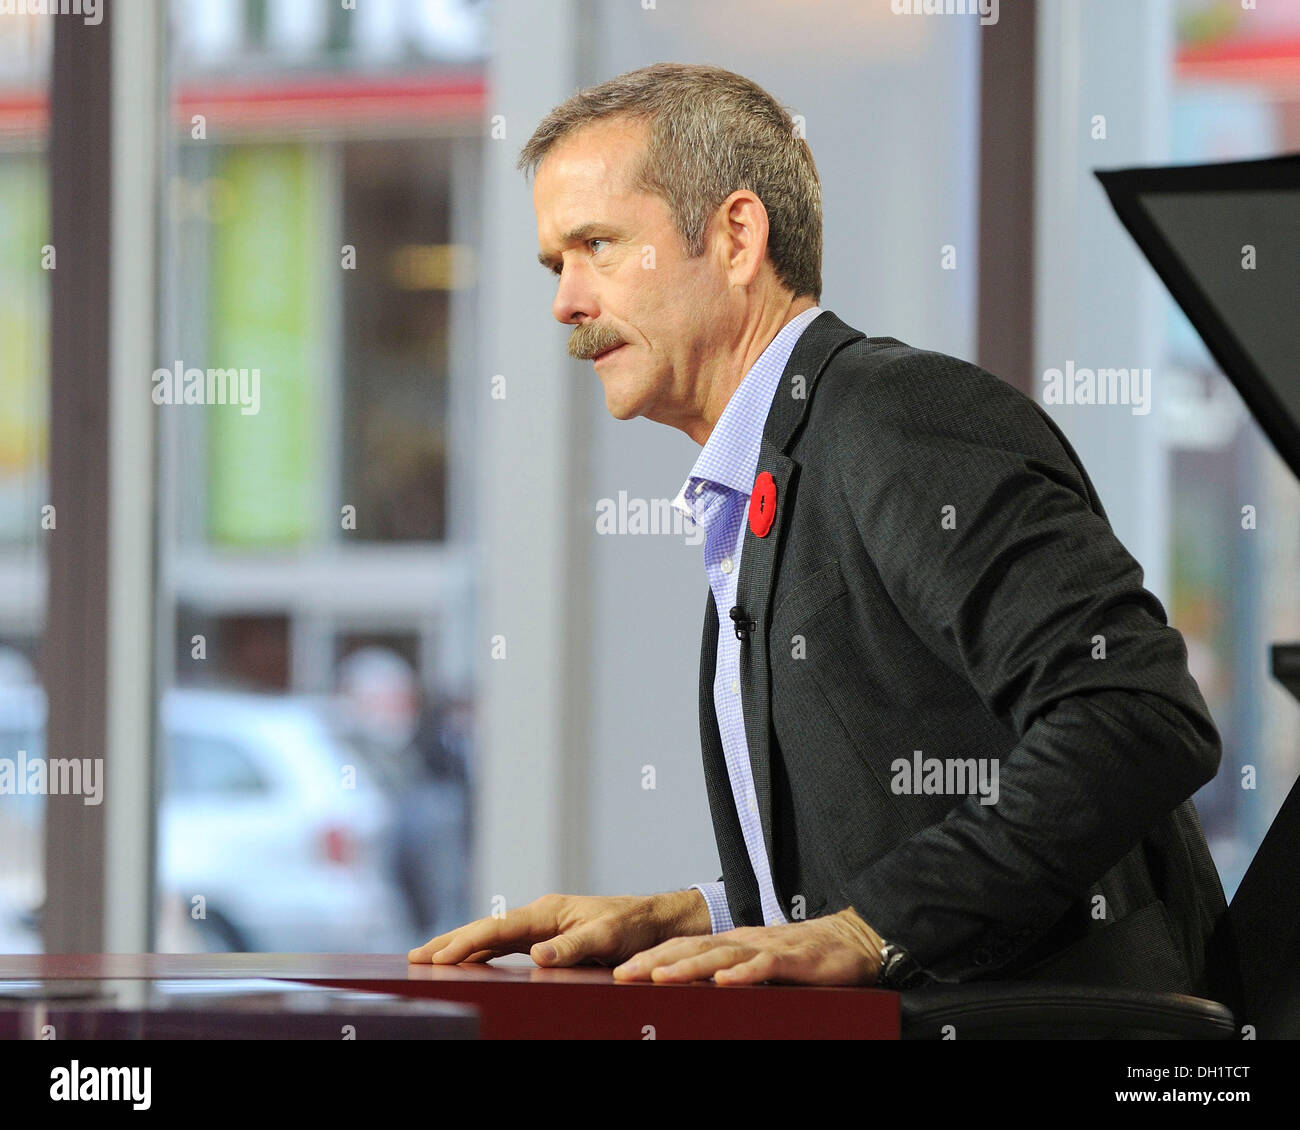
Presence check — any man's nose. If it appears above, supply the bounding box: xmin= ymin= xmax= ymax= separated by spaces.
xmin=552 ymin=263 xmax=597 ymax=325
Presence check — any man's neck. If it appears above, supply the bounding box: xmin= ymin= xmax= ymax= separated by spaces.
xmin=687 ymin=294 xmax=818 ymax=446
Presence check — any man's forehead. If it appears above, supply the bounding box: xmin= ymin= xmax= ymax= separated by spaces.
xmin=535 ymin=131 xmax=635 ymax=208
xmin=543 ymin=116 xmax=646 ymax=174
xmin=534 ymin=117 xmax=652 ymax=206
xmin=532 ymin=130 xmax=664 ymax=260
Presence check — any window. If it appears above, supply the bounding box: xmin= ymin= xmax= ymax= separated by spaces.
xmin=164 ymin=733 xmax=270 ymax=797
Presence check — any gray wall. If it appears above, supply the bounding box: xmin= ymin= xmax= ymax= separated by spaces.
xmin=1035 ymin=0 xmax=1173 ymax=605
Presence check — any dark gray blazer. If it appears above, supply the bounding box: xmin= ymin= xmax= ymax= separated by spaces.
xmin=700 ymin=309 xmax=1227 ymax=993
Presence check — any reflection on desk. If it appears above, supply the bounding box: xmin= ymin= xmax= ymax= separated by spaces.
xmin=0 ymin=975 xmax=476 ymax=1039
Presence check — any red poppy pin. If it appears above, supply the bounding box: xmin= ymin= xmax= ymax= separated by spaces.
xmin=749 ymin=471 xmax=777 ymax=538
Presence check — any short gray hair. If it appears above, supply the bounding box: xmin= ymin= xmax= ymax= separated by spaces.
xmin=517 ymin=62 xmax=822 ymax=301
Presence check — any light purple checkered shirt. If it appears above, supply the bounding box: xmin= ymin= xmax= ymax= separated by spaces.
xmin=672 ymin=305 xmax=824 ymax=934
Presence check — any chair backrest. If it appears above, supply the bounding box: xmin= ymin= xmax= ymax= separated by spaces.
xmin=1206 ymin=767 xmax=1300 ymax=1039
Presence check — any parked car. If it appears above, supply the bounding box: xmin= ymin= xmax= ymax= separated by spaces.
xmin=0 ymin=686 xmax=414 ymax=953
xmin=0 ymin=684 xmax=47 ymax=953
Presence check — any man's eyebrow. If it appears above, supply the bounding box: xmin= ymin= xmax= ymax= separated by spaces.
xmin=537 ymin=222 xmax=622 ymax=270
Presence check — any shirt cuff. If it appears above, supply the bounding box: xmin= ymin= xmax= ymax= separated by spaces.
xmin=690 ymin=882 xmax=734 ymax=934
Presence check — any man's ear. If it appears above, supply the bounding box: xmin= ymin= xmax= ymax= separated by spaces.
xmin=718 ymin=189 xmax=770 ymax=289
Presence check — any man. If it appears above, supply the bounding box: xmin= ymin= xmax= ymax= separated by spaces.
xmin=409 ymin=63 xmax=1227 ymax=992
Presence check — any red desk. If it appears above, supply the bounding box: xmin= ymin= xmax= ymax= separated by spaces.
xmin=0 ymin=954 xmax=899 ymax=1039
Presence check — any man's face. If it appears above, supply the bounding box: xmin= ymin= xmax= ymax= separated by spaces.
xmin=533 ymin=117 xmax=729 ymax=428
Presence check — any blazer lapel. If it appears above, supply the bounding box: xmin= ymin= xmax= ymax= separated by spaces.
xmin=731 ymin=311 xmax=867 ymax=901
xmin=734 ymin=441 xmax=798 ymax=890
xmin=699 ymin=585 xmax=762 ymax=925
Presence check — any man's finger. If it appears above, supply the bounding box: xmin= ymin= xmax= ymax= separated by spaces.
xmin=462 ymin=949 xmax=502 ymax=963
xmin=712 ymin=950 xmax=782 ymax=985
xmin=612 ymin=934 xmax=722 ymax=980
xmin=529 ymin=922 xmax=612 ymax=967
xmin=408 ymin=906 xmax=552 ymax=964
xmin=648 ymin=943 xmax=754 ymax=984
xmin=410 ymin=943 xmax=501 ymax=965
xmin=408 ymin=928 xmax=460 ymax=962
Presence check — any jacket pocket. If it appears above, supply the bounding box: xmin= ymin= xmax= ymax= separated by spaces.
xmin=770 ymin=558 xmax=848 ymax=635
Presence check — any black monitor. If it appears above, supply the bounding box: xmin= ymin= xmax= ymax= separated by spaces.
xmin=1096 ymin=153 xmax=1300 ymax=481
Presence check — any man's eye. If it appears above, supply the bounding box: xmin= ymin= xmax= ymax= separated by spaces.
xmin=549 ymin=240 xmax=608 ymax=275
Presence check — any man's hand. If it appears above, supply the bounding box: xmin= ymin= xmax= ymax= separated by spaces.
xmin=611 ymin=906 xmax=885 ymax=986
xmin=407 ymin=890 xmax=711 ymax=967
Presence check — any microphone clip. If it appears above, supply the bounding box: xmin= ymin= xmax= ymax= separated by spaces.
xmin=729 ymin=605 xmax=757 ymax=642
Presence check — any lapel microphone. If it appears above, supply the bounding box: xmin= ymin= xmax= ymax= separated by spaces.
xmin=730 ymin=605 xmax=757 ymax=641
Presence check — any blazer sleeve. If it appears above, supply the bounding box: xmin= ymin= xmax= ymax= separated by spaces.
xmin=831 ymin=350 xmax=1221 ymax=983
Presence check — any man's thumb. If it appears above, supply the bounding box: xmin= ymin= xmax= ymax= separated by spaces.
xmin=531 ymin=930 xmax=590 ymax=966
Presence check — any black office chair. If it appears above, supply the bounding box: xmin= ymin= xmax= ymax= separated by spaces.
xmin=901 ymin=762 xmax=1300 ymax=1039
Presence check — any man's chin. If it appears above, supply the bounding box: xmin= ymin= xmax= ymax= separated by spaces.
xmin=603 ymin=396 xmax=641 ymax=422
xmin=599 ymin=377 xmax=644 ymax=421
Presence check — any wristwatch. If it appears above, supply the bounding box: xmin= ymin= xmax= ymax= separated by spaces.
xmin=876 ymin=939 xmax=930 ymax=989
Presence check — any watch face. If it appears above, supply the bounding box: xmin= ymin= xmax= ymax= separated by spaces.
xmin=880 ymin=946 xmax=923 ymax=988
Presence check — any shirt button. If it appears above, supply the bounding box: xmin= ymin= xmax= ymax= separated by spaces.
xmin=693 ymin=481 xmax=705 ymax=495
xmin=720 ymin=556 xmax=733 ymax=574
xmin=730 ymin=679 xmax=739 ymax=694
xmin=747 ymin=795 xmax=757 ymax=814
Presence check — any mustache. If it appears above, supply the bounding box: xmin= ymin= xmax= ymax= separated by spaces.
xmin=568 ymin=324 xmax=626 ymax=361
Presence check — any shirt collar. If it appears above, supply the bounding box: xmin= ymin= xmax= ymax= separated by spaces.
xmin=671 ymin=305 xmax=823 ymax=520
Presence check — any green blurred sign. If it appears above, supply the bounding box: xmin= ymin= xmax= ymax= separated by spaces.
xmin=207 ymin=145 xmax=323 ymax=546
xmin=0 ymin=156 xmax=48 ymax=544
